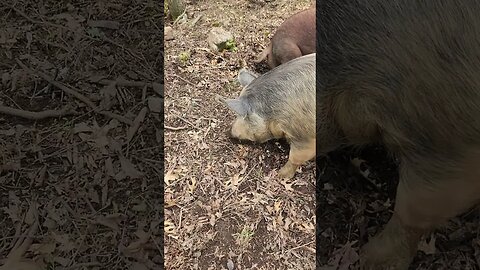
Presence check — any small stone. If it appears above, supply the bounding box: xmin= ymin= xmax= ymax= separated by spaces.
xmin=165 ymin=26 xmax=174 ymax=41
xmin=207 ymin=27 xmax=234 ymax=52
xmin=148 ymin=97 xmax=163 ymax=113
xmin=227 ymin=259 xmax=234 ymax=270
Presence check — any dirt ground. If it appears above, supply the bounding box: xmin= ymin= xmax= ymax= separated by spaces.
xmin=164 ymin=0 xmax=315 ymax=269
xmin=0 ymin=1 xmax=162 ymax=270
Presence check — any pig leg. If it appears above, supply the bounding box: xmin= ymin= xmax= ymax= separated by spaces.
xmin=361 ymin=154 xmax=480 ymax=270
xmin=278 ymin=139 xmax=316 ymax=179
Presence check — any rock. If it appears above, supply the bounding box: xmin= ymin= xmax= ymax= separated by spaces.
xmin=227 ymin=259 xmax=234 ymax=270
xmin=207 ymin=27 xmax=234 ymax=52
xmin=165 ymin=26 xmax=174 ymax=41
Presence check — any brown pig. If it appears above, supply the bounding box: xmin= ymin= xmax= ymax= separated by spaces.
xmin=255 ymin=6 xmax=315 ymax=69
xmin=317 ymin=0 xmax=480 ymax=269
xmin=218 ymin=53 xmax=316 ymax=179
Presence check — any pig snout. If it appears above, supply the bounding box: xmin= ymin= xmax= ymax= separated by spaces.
xmin=225 ymin=128 xmax=234 ymax=139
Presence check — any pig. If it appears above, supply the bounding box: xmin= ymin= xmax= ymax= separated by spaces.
xmin=218 ymin=53 xmax=315 ymax=179
xmin=254 ymin=6 xmax=315 ymax=69
xmin=317 ymin=0 xmax=480 ymax=269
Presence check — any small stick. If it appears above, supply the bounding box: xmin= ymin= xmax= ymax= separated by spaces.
xmin=0 ymin=104 xmax=77 ymax=119
xmin=16 ymin=59 xmax=97 ymax=109
xmin=16 ymin=59 xmax=133 ymax=125
xmin=165 ymin=125 xmax=187 ymax=131
xmin=171 ymin=74 xmax=196 ymax=87
xmin=91 ymin=78 xmax=162 ymax=89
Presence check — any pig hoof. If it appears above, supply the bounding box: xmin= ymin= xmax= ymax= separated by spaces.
xmin=278 ymin=165 xmax=296 ymax=179
xmin=360 ymin=238 xmax=412 ymax=270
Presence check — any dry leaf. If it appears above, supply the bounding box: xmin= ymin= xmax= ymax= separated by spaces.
xmin=100 ymin=81 xmax=117 ymax=109
xmin=0 ymin=261 xmax=44 ymax=270
xmin=94 ymin=213 xmax=124 ymax=232
xmin=0 ymin=128 xmax=15 ymax=136
xmin=147 ymin=97 xmax=163 ymax=113
xmin=122 ymin=230 xmax=150 ymax=257
xmin=73 ymin=122 xmax=93 ymax=133
xmin=105 ymin=157 xmax=115 ymax=176
xmin=129 ymin=262 xmax=149 ymax=270
xmin=188 ymin=178 xmax=197 ymax=194
xmin=119 ymin=155 xmax=143 ymax=179
xmin=29 ymin=242 xmax=56 ymax=255
xmin=323 ymin=183 xmax=334 ymax=190
xmin=126 ymin=107 xmax=148 ymax=144
xmin=328 ymin=241 xmax=359 ymax=270
xmin=164 ymin=169 xmax=178 ymax=185
xmin=418 ymin=235 xmax=436 ymax=255
xmin=132 ymin=201 xmax=147 ymax=212
xmin=281 ymin=180 xmax=294 ymax=192
xmin=52 ymin=232 xmax=76 ymax=252
xmin=164 ymin=220 xmax=177 ymax=239
xmin=152 ymin=83 xmax=163 ymax=96
xmin=53 ymin=256 xmax=70 ymax=266
xmin=274 ymin=201 xmax=282 ymax=212
xmin=24 ymin=203 xmax=38 ymax=225
xmin=231 ymin=173 xmax=242 ymax=186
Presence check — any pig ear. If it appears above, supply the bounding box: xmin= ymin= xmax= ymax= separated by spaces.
xmin=225 ymin=99 xmax=249 ymax=116
xmin=238 ymin=68 xmax=258 ymax=87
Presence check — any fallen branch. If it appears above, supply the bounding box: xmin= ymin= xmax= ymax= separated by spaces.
xmin=0 ymin=104 xmax=77 ymax=120
xmin=16 ymin=59 xmax=96 ymax=108
xmin=16 ymin=59 xmax=133 ymax=125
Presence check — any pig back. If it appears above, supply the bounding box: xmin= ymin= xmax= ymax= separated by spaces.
xmin=317 ymin=0 xmax=480 ymax=156
xmin=241 ymin=54 xmax=316 ymax=140
xmin=273 ymin=7 xmax=316 ymax=53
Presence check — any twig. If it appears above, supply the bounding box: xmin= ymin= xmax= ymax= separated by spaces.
xmin=171 ymin=74 xmax=196 ymax=87
xmin=165 ymin=125 xmax=187 ymax=131
xmin=0 ymin=104 xmax=77 ymax=120
xmin=283 ymin=240 xmax=315 ymax=254
xmin=63 ymin=262 xmax=101 ymax=270
xmin=172 ymin=114 xmax=198 ymax=129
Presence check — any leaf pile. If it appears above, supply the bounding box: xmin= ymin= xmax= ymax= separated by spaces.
xmin=0 ymin=1 xmax=163 ymax=269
